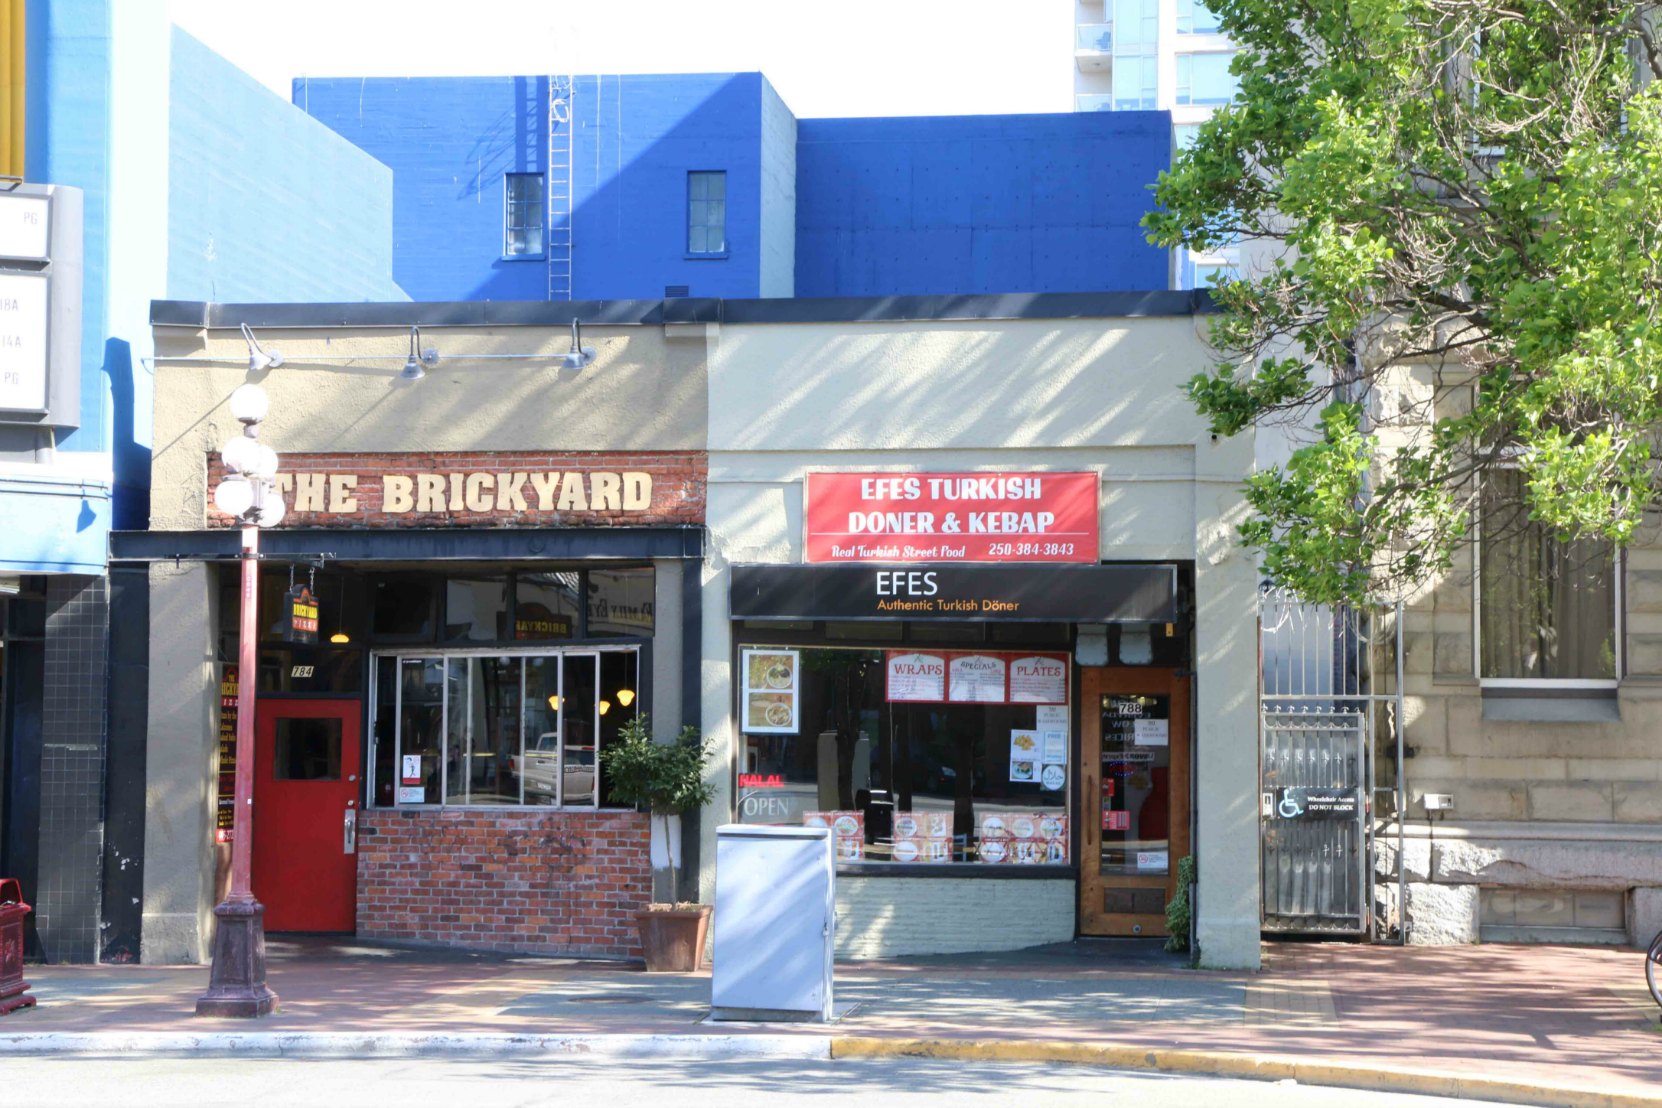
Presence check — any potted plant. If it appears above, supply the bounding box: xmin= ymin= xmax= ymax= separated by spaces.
xmin=601 ymin=714 xmax=716 ymax=971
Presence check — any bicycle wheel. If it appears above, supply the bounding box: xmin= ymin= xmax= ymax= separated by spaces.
xmin=1647 ymin=930 xmax=1662 ymax=1011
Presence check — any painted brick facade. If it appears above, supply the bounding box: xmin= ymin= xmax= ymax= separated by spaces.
xmin=356 ymin=809 xmax=651 ymax=958
xmin=833 ymin=876 xmax=1076 ymax=959
xmin=206 ymin=450 xmax=707 ymax=529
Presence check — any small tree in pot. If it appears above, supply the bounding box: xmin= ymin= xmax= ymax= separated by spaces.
xmin=601 ymin=714 xmax=715 ymax=971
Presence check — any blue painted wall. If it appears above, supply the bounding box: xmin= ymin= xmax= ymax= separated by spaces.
xmin=794 ymin=112 xmax=1172 ymax=296
xmin=296 ymin=72 xmax=775 ymax=301
xmin=168 ymin=30 xmax=405 ymax=303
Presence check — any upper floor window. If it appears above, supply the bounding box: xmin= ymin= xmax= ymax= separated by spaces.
xmin=1113 ymin=53 xmax=1159 ymax=111
xmin=1175 ymin=0 xmax=1222 ymax=35
xmin=687 ymin=171 xmax=727 ymax=256
xmin=1176 ymin=51 xmax=1240 ymax=106
xmin=1478 ymin=468 xmax=1617 ymax=683
xmin=1111 ymin=0 xmax=1159 ymax=50
xmin=504 ymin=173 xmax=544 ymax=257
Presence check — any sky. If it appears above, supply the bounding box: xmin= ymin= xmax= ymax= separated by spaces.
xmin=166 ymin=0 xmax=1075 ymax=119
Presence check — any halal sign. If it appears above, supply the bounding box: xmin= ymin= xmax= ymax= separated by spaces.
xmin=283 ymin=585 xmax=319 ymax=644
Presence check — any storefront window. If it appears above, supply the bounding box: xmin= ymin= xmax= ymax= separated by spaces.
xmin=444 ymin=578 xmax=511 ymax=642
xmin=370 ymin=647 xmax=639 ymax=809
xmin=515 ymin=573 xmax=579 ymax=640
xmin=588 ymin=568 xmax=655 ymax=638
xmin=735 ymin=642 xmax=1072 ymax=865
xmin=373 ymin=578 xmax=439 ymax=642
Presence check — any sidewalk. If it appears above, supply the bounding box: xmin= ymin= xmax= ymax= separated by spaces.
xmin=2 ymin=937 xmax=1659 ymax=1106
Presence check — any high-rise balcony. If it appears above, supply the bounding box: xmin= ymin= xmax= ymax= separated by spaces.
xmin=1075 ymin=23 xmax=1113 ymax=71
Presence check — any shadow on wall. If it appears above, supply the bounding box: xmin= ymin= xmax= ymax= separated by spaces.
xmin=105 ymin=337 xmax=150 ymax=531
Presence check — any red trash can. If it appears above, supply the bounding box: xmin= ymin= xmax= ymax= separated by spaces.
xmin=0 ymin=878 xmax=37 ymax=1015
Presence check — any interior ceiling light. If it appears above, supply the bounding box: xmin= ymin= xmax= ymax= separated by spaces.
xmin=616 ymin=689 xmax=635 ymax=707
xmin=562 ymin=318 xmax=596 ymax=369
xmin=239 ymin=322 xmax=283 ymax=373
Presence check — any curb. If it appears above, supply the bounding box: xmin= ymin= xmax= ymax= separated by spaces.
xmin=829 ymin=1038 xmax=1662 ymax=1108
xmin=0 ymin=1031 xmax=832 ymax=1060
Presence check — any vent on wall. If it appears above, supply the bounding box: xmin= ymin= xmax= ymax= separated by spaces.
xmin=664 ymin=285 xmax=690 ymax=298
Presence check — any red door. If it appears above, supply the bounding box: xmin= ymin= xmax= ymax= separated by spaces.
xmin=252 ymin=699 xmax=362 ymax=932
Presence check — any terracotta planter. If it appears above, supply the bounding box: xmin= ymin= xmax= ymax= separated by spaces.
xmin=634 ymin=905 xmax=712 ymax=972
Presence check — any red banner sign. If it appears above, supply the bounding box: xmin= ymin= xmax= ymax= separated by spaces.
xmin=805 ymin=472 xmax=1098 ymax=563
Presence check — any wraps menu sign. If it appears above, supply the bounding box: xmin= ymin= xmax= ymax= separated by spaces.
xmin=885 ymin=651 xmax=1068 ymax=705
xmin=805 ymin=472 xmax=1098 ymax=564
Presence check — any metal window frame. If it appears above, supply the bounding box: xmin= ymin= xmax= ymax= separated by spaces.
xmin=503 ymin=172 xmax=546 ymax=258
xmin=686 ymin=170 xmax=728 ymax=256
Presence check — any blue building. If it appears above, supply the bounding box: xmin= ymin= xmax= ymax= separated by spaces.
xmin=294 ymin=73 xmax=1175 ymax=302
xmin=0 ymin=0 xmax=404 ymax=963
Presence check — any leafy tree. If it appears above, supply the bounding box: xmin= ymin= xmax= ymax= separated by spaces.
xmin=1146 ymin=0 xmax=1662 ymax=604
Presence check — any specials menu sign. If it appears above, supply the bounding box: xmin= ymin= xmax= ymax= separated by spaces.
xmin=805 ymin=472 xmax=1098 ymax=564
xmin=885 ymin=651 xmax=1069 ymax=705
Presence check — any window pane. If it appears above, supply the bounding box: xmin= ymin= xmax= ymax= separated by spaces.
xmin=1481 ymin=470 xmax=1616 ymax=679
xmin=1098 ymin=694 xmax=1169 ymax=875
xmin=706 ymin=173 xmax=725 ymax=199
xmin=689 ymin=225 xmax=707 ymax=254
xmin=588 ymin=568 xmax=655 ymax=637
xmin=689 ymin=173 xmax=708 ymax=201
xmin=562 ymin=654 xmax=599 ymax=806
xmin=1178 ymin=52 xmax=1238 ymax=105
xmin=373 ymin=578 xmax=438 ymax=642
xmin=521 ymin=657 xmax=563 ymax=804
xmin=515 ymin=572 xmax=579 ymax=641
xmin=445 ymin=658 xmax=469 ymax=804
xmin=399 ymin=658 xmax=445 ymax=804
xmin=454 ymin=656 xmax=522 ymax=805
xmin=273 ymin=717 xmax=342 ymax=781
xmin=373 ymin=656 xmax=397 ymax=806
xmin=598 ymin=651 xmax=640 ymax=806
xmin=444 ymin=577 xmax=510 ymax=642
xmin=688 ymin=172 xmax=727 ymax=253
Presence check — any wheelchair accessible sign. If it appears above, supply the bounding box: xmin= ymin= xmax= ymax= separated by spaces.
xmin=1265 ymin=787 xmax=1361 ymax=821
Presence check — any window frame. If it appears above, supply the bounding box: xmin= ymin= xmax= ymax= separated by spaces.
xmin=1175 ymin=50 xmax=1240 ymax=107
xmin=368 ymin=643 xmax=642 ymax=810
xmin=1471 ymin=470 xmax=1622 ymax=690
xmin=502 ymin=172 xmax=546 ymax=260
xmin=685 ymin=170 xmax=729 ymax=258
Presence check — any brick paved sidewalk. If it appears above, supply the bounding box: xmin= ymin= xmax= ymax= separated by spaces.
xmin=3 ymin=937 xmax=1658 ymax=1100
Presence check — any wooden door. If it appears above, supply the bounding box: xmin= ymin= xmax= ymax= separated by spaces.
xmin=252 ymin=699 xmax=362 ymax=932
xmin=1079 ymin=667 xmax=1191 ymax=937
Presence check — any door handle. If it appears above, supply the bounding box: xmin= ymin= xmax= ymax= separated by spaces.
xmin=1087 ymin=773 xmax=1096 ymax=845
xmin=343 ymin=807 xmax=357 ymax=855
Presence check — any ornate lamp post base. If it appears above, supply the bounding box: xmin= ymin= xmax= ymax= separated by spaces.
xmin=195 ymin=897 xmax=278 ymax=1018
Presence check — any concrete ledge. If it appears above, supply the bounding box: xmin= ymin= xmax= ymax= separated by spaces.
xmin=0 ymin=1031 xmax=831 ymax=1060
xmin=830 ymin=1038 xmax=1662 ymax=1108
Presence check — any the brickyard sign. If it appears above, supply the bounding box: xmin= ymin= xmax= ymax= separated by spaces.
xmin=206 ymin=450 xmax=706 ymax=528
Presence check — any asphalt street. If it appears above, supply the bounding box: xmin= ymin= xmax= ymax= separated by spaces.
xmin=3 ymin=1055 xmax=1515 ymax=1107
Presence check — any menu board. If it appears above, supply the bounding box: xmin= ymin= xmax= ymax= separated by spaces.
xmin=215 ymin=665 xmax=238 ymax=842
xmin=948 ymin=654 xmax=1007 ymax=702
xmin=741 ymin=649 xmax=800 ymax=734
xmin=886 ymin=651 xmax=947 ymax=702
xmin=805 ymin=810 xmax=865 ymax=861
xmin=890 ymin=810 xmax=953 ymax=863
xmin=1008 ymin=655 xmax=1068 ymax=704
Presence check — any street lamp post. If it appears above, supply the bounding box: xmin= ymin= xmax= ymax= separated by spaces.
xmin=196 ymin=382 xmax=285 ymax=1018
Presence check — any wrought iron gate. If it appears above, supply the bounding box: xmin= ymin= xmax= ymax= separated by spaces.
xmin=1259 ymin=593 xmax=1404 ymax=938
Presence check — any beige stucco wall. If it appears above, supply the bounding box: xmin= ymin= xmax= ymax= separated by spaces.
xmin=700 ymin=315 xmax=1262 ymax=968
xmin=150 ymin=323 xmax=708 ymax=531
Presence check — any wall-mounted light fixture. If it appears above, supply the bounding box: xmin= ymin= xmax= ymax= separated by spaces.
xmin=240 ymin=323 xmax=283 ymax=373
xmin=562 ymin=318 xmax=596 ymax=369
xmin=398 ymin=325 xmax=440 ymax=383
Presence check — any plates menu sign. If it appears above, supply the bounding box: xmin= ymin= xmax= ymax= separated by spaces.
xmin=804 ymin=811 xmax=864 ymax=861
xmin=805 ymin=472 xmax=1099 ymax=564
xmin=884 ymin=650 xmax=1068 ymax=705
xmin=741 ymin=649 xmax=800 ymax=734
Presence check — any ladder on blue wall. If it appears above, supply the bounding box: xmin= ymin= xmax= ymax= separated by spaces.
xmin=547 ymin=75 xmax=575 ymax=301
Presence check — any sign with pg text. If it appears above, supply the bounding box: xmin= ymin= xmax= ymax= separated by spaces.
xmin=805 ymin=472 xmax=1099 ymax=564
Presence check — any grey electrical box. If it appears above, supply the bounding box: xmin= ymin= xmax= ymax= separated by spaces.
xmin=710 ymin=824 xmax=835 ymax=1022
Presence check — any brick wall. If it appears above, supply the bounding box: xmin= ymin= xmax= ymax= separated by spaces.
xmin=356 ymin=809 xmax=651 ymax=958
xmin=834 ymin=876 xmax=1076 ymax=959
xmin=206 ymin=450 xmax=707 ymax=529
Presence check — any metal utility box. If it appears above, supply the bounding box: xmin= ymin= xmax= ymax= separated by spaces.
xmin=710 ymin=824 xmax=835 ymax=1022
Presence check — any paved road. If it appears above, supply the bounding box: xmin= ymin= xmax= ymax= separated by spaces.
xmin=3 ymin=1055 xmax=1514 ymax=1107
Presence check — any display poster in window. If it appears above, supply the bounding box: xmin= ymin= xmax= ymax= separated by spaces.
xmin=215 ymin=665 xmax=238 ymax=842
xmin=804 ymin=471 xmax=1100 ymax=563
xmin=1008 ymin=655 xmax=1068 ymax=704
xmin=948 ymin=653 xmax=1006 ymax=702
xmin=805 ymin=810 xmax=864 ymax=861
xmin=891 ymin=811 xmax=952 ymax=863
xmin=1009 ymin=729 xmax=1041 ymax=782
xmin=885 ymin=651 xmax=947 ymax=702
xmin=401 ymin=754 xmax=422 ymax=786
xmin=1133 ymin=719 xmax=1169 ymax=747
xmin=740 ymin=649 xmax=800 ymax=734
xmin=978 ymin=810 xmax=1067 ymax=864
xmin=281 ymin=584 xmax=319 ymax=644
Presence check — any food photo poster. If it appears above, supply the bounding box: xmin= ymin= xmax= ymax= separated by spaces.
xmin=741 ymin=648 xmax=800 ymax=734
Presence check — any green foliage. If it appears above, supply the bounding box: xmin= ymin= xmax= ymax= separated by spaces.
xmin=600 ymin=715 xmax=715 ymax=817
xmin=1148 ymin=0 xmax=1662 ymax=602
xmin=1164 ymin=854 xmax=1197 ymax=955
